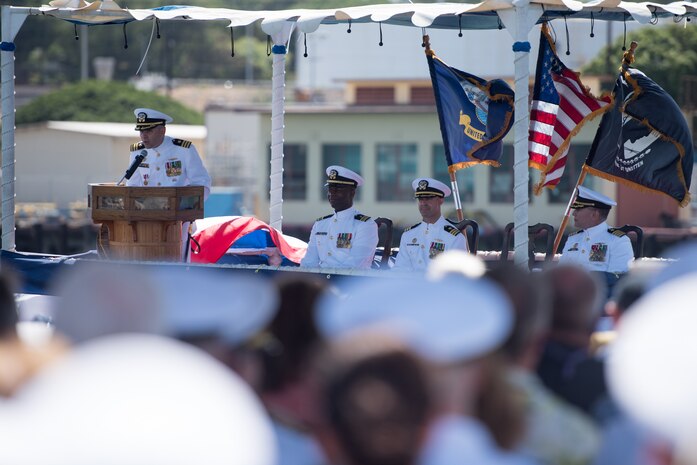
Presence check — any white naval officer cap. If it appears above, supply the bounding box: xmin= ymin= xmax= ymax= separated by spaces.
xmin=607 ymin=272 xmax=697 ymax=462
xmin=325 ymin=165 xmax=364 ymax=188
xmin=134 ymin=107 xmax=173 ymax=131
xmin=412 ymin=177 xmax=451 ymax=198
xmin=153 ymin=267 xmax=278 ymax=347
xmin=572 ymin=185 xmax=617 ymax=210
xmin=315 ymin=275 xmax=512 ymax=364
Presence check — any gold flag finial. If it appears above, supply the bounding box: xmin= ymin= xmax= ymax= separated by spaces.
xmin=423 ymin=34 xmax=433 ymax=56
xmin=622 ymin=41 xmax=638 ymax=66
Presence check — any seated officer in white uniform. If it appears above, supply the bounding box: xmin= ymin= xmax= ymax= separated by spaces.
xmin=393 ymin=178 xmax=467 ymax=272
xmin=300 ymin=166 xmax=378 ymax=270
xmin=127 ymin=108 xmax=211 ymax=199
xmin=559 ymin=185 xmax=634 ymax=273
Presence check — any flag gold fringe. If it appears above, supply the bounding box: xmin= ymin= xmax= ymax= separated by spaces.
xmin=448 ymin=159 xmax=500 ymax=174
xmin=583 ymin=165 xmax=691 ymax=207
xmin=529 ymin=161 xmax=546 ymax=171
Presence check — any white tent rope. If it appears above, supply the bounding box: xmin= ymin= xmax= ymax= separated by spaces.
xmin=135 ymin=18 xmax=157 ymax=76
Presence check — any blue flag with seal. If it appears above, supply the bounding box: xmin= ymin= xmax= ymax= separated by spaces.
xmin=427 ymin=50 xmax=514 ymax=173
xmin=585 ymin=66 xmax=693 ymax=206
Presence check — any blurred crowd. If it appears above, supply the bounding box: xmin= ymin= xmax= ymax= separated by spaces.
xmin=0 ymin=243 xmax=696 ymax=465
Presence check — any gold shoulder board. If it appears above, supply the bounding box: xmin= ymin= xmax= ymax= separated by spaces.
xmin=444 ymin=225 xmax=461 ymax=236
xmin=354 ymin=214 xmax=371 ymax=222
xmin=172 ymin=139 xmax=192 ymax=148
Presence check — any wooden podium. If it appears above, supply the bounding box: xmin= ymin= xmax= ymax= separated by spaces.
xmin=88 ymin=183 xmax=205 ymax=262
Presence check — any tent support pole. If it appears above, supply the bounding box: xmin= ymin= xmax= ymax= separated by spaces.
xmin=262 ymin=21 xmax=294 ymax=233
xmin=498 ymin=3 xmax=542 ymax=268
xmin=1 ymin=6 xmax=28 ymax=252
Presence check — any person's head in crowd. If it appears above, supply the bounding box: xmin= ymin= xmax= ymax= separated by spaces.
xmin=0 ymin=270 xmax=19 ymax=339
xmin=51 ymin=262 xmax=164 ymax=344
xmin=570 ymin=186 xmax=615 ymax=230
xmin=486 ymin=263 xmax=551 ymax=367
xmin=134 ymin=108 xmax=171 ymax=149
xmin=316 ymin=275 xmax=525 ymax=450
xmin=257 ymin=275 xmax=326 ymax=394
xmin=0 ymin=269 xmax=68 ymax=397
xmin=412 ymin=177 xmax=450 ymax=224
xmin=325 ymin=165 xmax=363 ymax=213
xmin=543 ymin=264 xmax=605 ymax=343
xmin=0 ymin=334 xmax=278 ymax=465
xmin=159 ymin=268 xmax=278 ymax=389
xmin=608 ymin=273 xmax=697 ymax=465
xmin=315 ymin=332 xmax=433 ymax=465
xmin=605 ymin=265 xmax=657 ymax=326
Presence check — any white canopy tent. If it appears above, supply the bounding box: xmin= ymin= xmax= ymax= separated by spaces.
xmin=2 ymin=0 xmax=696 ymax=266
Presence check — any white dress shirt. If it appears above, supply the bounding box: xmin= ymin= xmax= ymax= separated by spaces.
xmin=300 ymin=207 xmax=378 ymax=270
xmin=559 ymin=221 xmax=634 ymax=273
xmin=393 ymin=216 xmax=467 ymax=272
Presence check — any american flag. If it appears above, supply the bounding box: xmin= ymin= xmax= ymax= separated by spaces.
xmin=529 ymin=25 xmax=612 ymax=194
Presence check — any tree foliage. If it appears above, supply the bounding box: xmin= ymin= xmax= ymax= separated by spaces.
xmin=10 ymin=0 xmax=416 ymax=86
xmin=16 ymin=80 xmax=203 ymax=125
xmin=583 ymin=24 xmax=697 ymax=102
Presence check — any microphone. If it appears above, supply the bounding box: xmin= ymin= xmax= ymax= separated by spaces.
xmin=118 ymin=150 xmax=147 ymax=185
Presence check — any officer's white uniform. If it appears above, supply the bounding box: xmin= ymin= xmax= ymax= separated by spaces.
xmin=127 ymin=108 xmax=211 ymax=199
xmin=559 ymin=186 xmax=634 ymax=273
xmin=300 ymin=165 xmax=378 ymax=270
xmin=394 ymin=216 xmax=467 ymax=271
xmin=559 ymin=221 xmax=633 ymax=273
xmin=301 ymin=207 xmax=378 ymax=270
xmin=127 ymin=136 xmax=211 ymax=199
xmin=393 ymin=177 xmax=467 ymax=272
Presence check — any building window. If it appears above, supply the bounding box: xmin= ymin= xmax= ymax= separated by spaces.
xmin=432 ymin=144 xmax=474 ymax=203
xmin=267 ymin=143 xmax=307 ymax=200
xmin=376 ymin=143 xmax=418 ymax=201
xmin=411 ymin=86 xmax=435 ymax=105
xmin=546 ymin=143 xmax=592 ymax=204
xmin=355 ymin=87 xmax=395 ymax=105
xmin=321 ymin=144 xmax=362 ymax=201
xmin=489 ymin=145 xmax=534 ymax=203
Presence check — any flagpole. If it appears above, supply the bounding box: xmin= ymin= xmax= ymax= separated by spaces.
xmin=450 ymin=172 xmax=464 ymax=221
xmin=424 ymin=33 xmax=465 ymax=223
xmin=552 ymin=167 xmax=587 ymax=254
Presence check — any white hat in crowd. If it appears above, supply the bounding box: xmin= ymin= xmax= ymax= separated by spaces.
xmin=316 ymin=275 xmax=512 ymax=364
xmin=412 ymin=177 xmax=451 ymax=198
xmin=0 ymin=334 xmax=277 ymax=465
xmin=151 ymin=267 xmax=278 ymax=347
xmin=325 ymin=165 xmax=364 ymax=188
xmin=51 ymin=262 xmax=164 ymax=344
xmin=608 ymin=272 xmax=697 ymax=462
xmin=572 ymin=185 xmax=617 ymax=210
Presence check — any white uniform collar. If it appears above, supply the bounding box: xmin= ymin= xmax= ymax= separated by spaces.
xmin=334 ymin=207 xmax=356 ymax=220
xmin=585 ymin=221 xmax=608 ymax=235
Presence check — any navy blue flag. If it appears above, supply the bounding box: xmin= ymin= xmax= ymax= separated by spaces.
xmin=427 ymin=52 xmax=514 ymax=173
xmin=585 ymin=67 xmax=693 ymax=206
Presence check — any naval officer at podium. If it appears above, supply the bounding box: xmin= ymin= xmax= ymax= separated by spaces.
xmin=127 ymin=108 xmax=211 ymax=199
